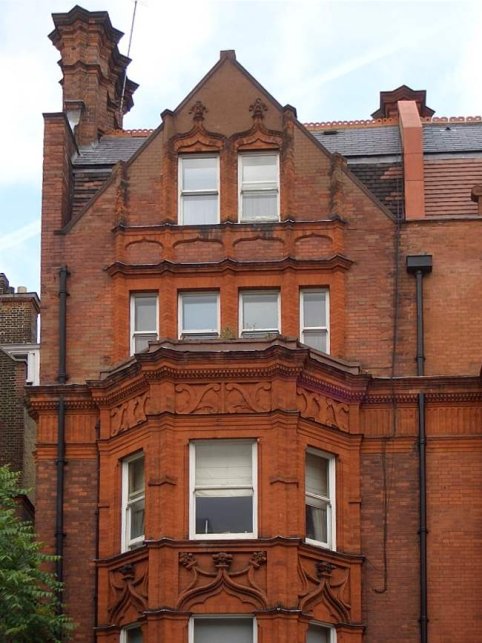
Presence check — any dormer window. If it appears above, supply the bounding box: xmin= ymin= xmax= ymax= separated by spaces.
xmin=179 ymin=155 xmax=219 ymax=224
xmin=238 ymin=152 xmax=279 ymax=222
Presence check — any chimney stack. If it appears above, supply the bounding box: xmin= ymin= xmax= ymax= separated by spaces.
xmin=49 ymin=6 xmax=138 ymax=145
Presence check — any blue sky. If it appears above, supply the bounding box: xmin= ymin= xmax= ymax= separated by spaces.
xmin=1 ymin=0 xmax=481 ymax=295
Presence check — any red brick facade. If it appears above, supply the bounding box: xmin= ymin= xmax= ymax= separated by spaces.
xmin=30 ymin=7 xmax=482 ymax=643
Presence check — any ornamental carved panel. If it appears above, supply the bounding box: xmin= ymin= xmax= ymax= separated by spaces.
xmin=110 ymin=392 xmax=150 ymax=436
xmin=108 ymin=561 xmax=148 ymax=625
xmin=177 ymin=551 xmax=267 ymax=610
xmin=175 ymin=382 xmax=272 ymax=414
xmin=297 ymin=388 xmax=349 ymax=431
xmin=298 ymin=555 xmax=351 ymax=621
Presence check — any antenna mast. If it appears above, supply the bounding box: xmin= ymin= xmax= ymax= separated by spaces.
xmin=119 ymin=0 xmax=139 ymax=122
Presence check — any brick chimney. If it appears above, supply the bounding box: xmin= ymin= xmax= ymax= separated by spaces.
xmin=0 ymin=275 xmax=40 ymax=345
xmin=49 ymin=5 xmax=138 ymax=145
xmin=373 ymin=86 xmax=435 ymax=220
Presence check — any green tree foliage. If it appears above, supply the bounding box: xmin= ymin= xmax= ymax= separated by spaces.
xmin=0 ymin=466 xmax=74 ymax=642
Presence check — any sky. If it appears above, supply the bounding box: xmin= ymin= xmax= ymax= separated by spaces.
xmin=1 ymin=0 xmax=481 ymax=296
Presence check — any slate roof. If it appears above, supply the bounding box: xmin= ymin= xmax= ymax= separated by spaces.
xmin=311 ymin=126 xmax=401 ymax=157
xmin=309 ymin=122 xmax=482 ymax=158
xmin=423 ymin=123 xmax=482 ymax=154
xmin=73 ymin=134 xmax=148 ymax=166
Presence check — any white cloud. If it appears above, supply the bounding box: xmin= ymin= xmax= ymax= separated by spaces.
xmin=0 ymin=220 xmax=40 ymax=251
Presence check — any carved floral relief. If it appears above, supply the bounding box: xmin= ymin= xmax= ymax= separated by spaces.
xmin=177 ymin=551 xmax=267 ymax=610
xmin=175 ymin=382 xmax=272 ymax=414
xmin=298 ymin=556 xmax=351 ymax=621
xmin=297 ymin=388 xmax=349 ymax=431
xmin=108 ymin=562 xmax=148 ymax=624
xmin=110 ymin=392 xmax=150 ymax=436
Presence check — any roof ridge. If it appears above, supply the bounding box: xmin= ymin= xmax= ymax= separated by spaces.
xmin=104 ymin=128 xmax=154 ymax=137
xmin=422 ymin=116 xmax=482 ymax=124
xmin=305 ymin=118 xmax=398 ymax=130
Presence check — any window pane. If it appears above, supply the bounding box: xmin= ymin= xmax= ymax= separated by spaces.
xmin=242 ymin=154 xmax=277 ymax=183
xmin=302 ymin=330 xmax=327 ymax=353
xmin=182 ymin=157 xmax=217 ymax=191
xmin=307 ymin=624 xmax=331 ymax=643
xmin=194 ymin=618 xmax=253 ymax=643
xmin=182 ymin=293 xmax=218 ymax=333
xmin=303 ymin=291 xmax=327 ymax=327
xmin=196 ymin=441 xmax=252 ymax=486
xmin=135 ymin=296 xmax=157 ymax=331
xmin=242 ymin=292 xmax=278 ymax=331
xmin=129 ymin=458 xmax=144 ymax=495
xmin=182 ymin=194 xmax=218 ymax=224
xmin=196 ymin=494 xmax=253 ymax=534
xmin=134 ymin=333 xmax=157 ymax=353
xmin=242 ymin=191 xmax=278 ymax=221
xmin=306 ymin=452 xmax=328 ymax=496
xmin=126 ymin=627 xmax=143 ymax=643
xmin=129 ymin=498 xmax=145 ymax=541
xmin=306 ymin=499 xmax=328 ymax=542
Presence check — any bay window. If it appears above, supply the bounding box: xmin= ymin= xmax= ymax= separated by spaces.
xmin=190 ymin=616 xmax=255 ymax=643
xmin=306 ymin=623 xmax=335 ymax=642
xmin=305 ymin=448 xmax=335 ymax=549
xmin=121 ymin=453 xmax=145 ymax=551
xmin=190 ymin=440 xmax=257 ymax=539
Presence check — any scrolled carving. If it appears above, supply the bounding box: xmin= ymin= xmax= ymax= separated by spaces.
xmin=110 ymin=392 xmax=149 ymax=436
xmin=297 ymin=388 xmax=349 ymax=431
xmin=108 ymin=562 xmax=148 ymax=624
xmin=177 ymin=551 xmax=267 ymax=609
xmin=225 ymin=382 xmax=271 ymax=413
xmin=298 ymin=556 xmax=350 ymax=620
xmin=175 ymin=382 xmax=272 ymax=414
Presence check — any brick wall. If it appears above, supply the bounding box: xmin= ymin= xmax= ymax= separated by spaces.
xmin=0 ymin=350 xmax=26 ymax=473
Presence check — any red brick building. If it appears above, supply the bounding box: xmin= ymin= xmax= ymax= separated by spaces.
xmin=30 ymin=6 xmax=482 ymax=642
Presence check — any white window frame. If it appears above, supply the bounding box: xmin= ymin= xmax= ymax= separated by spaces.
xmin=238 ymin=152 xmax=280 ymax=222
xmin=305 ymin=447 xmax=336 ymax=550
xmin=121 ymin=453 xmax=145 ymax=552
xmin=300 ymin=288 xmax=330 ymax=354
xmin=189 ymin=440 xmax=258 ymax=540
xmin=3 ymin=344 xmax=40 ymax=385
xmin=239 ymin=290 xmax=280 ymax=338
xmin=179 ymin=154 xmax=220 ymax=225
xmin=189 ymin=615 xmax=257 ymax=643
xmin=178 ymin=291 xmax=220 ymax=339
xmin=130 ymin=293 xmax=158 ymax=355
xmin=120 ymin=625 xmax=143 ymax=643
xmin=306 ymin=621 xmax=336 ymax=643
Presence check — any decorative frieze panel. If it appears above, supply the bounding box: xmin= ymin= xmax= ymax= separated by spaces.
xmin=177 ymin=550 xmax=267 ymax=610
xmin=175 ymin=382 xmax=272 ymax=414
xmin=108 ymin=561 xmax=148 ymax=625
xmin=297 ymin=388 xmax=349 ymax=431
xmin=110 ymin=391 xmax=150 ymax=436
xmin=298 ymin=555 xmax=351 ymax=621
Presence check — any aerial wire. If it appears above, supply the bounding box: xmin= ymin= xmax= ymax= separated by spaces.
xmin=119 ymin=0 xmax=139 ymax=120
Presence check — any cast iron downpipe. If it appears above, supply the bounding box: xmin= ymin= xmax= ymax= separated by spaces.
xmin=406 ymin=255 xmax=432 ymax=643
xmin=55 ymin=265 xmax=69 ymax=608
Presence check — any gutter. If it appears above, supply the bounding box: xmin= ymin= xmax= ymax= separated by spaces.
xmin=55 ymin=265 xmax=69 ymax=609
xmin=406 ymin=254 xmax=432 ymax=643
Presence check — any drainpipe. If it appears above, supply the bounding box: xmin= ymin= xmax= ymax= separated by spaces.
xmin=56 ymin=265 xmax=69 ymax=608
xmin=406 ymin=254 xmax=432 ymax=643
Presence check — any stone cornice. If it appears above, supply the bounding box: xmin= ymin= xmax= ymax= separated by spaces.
xmin=105 ymin=255 xmax=353 ymax=277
